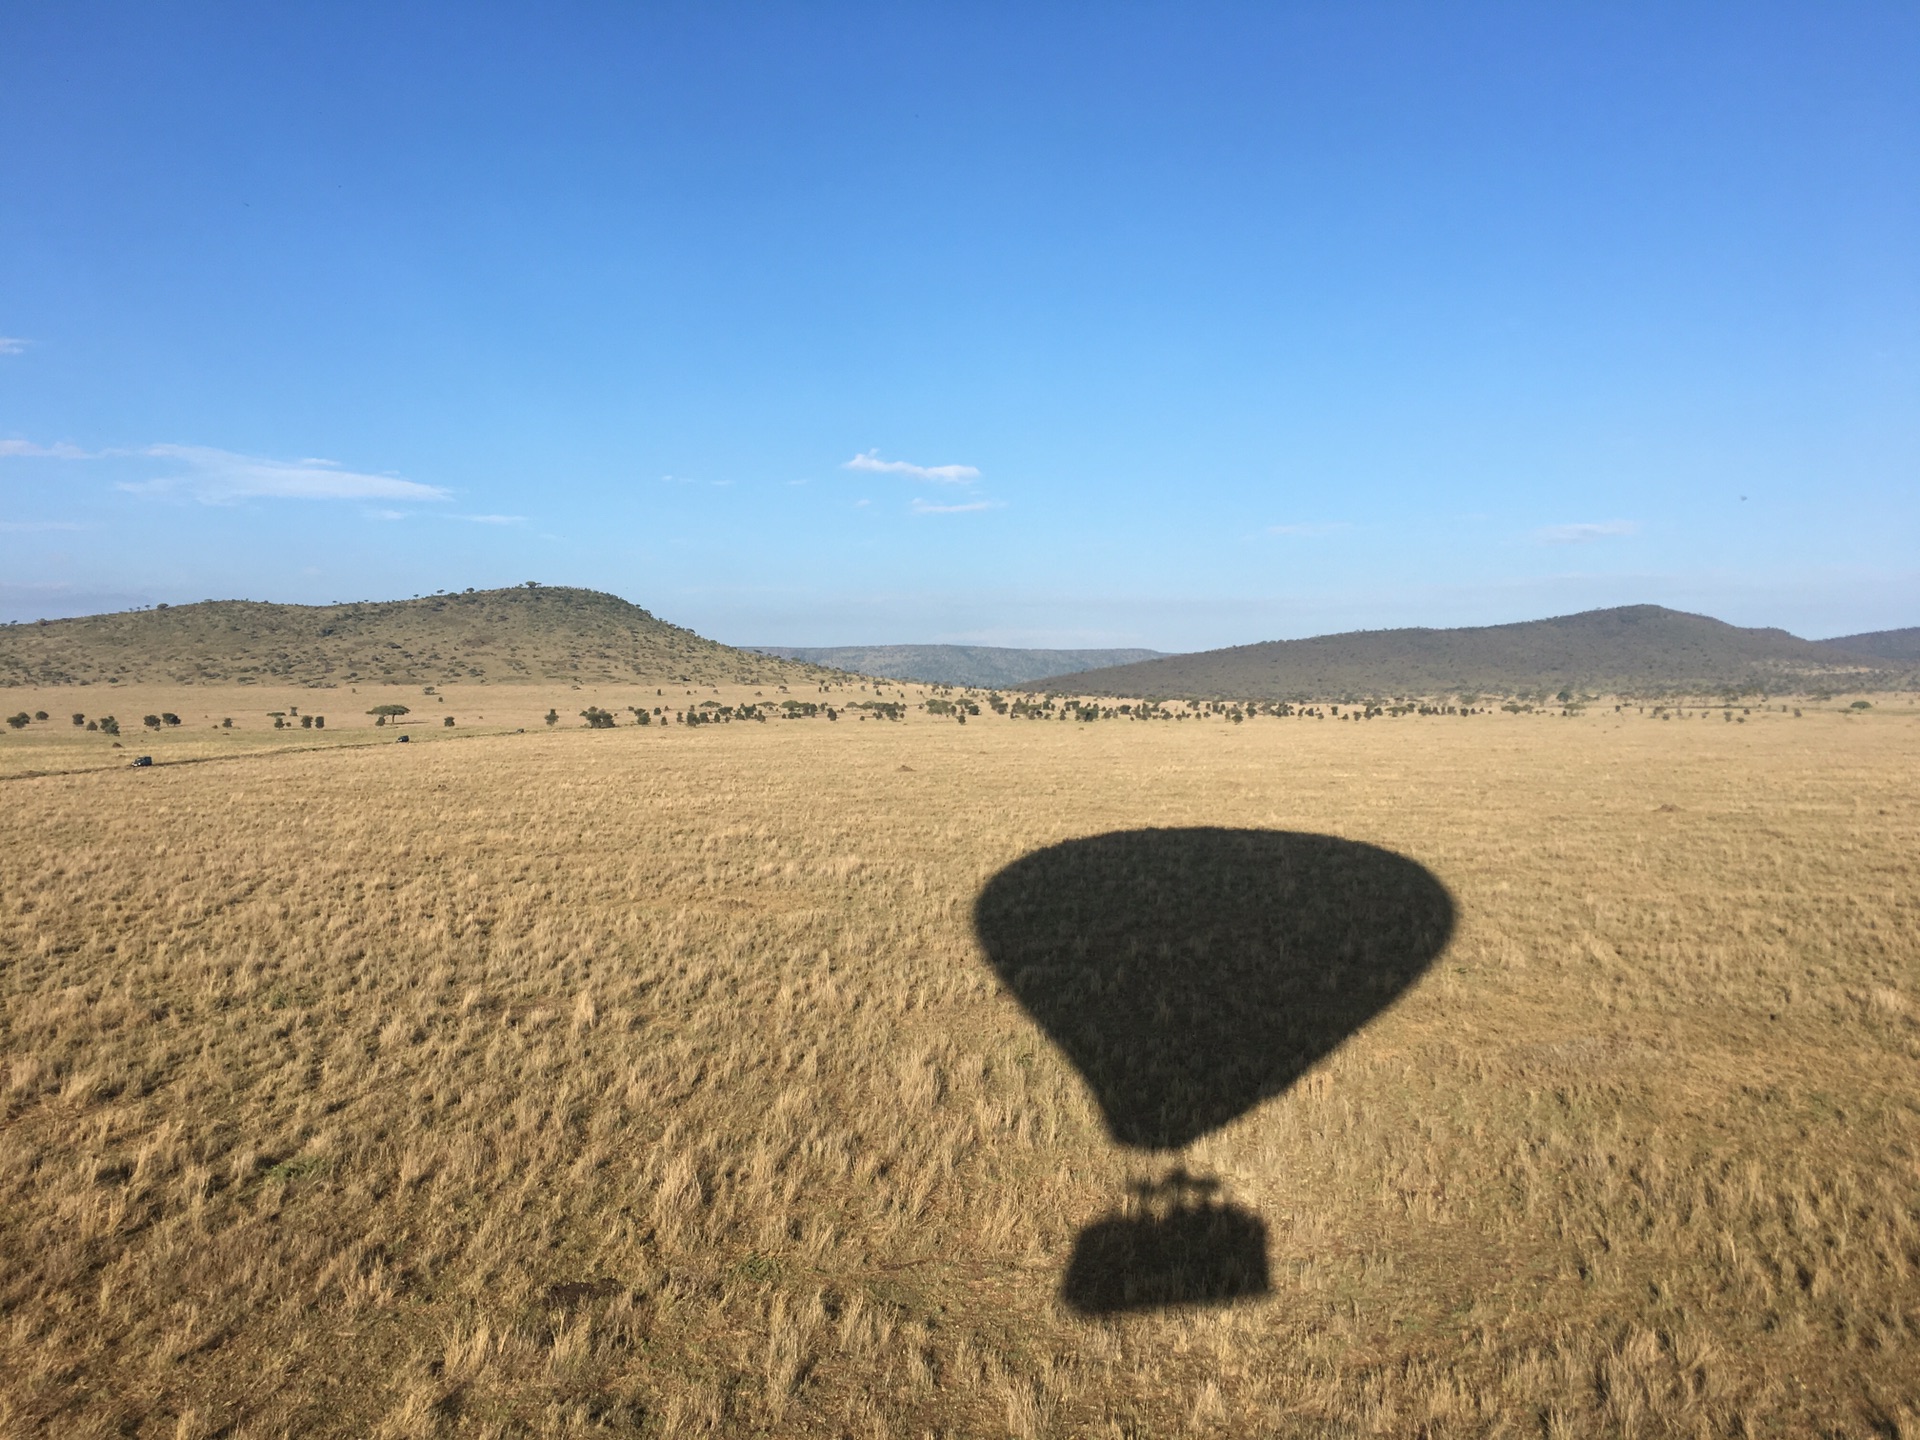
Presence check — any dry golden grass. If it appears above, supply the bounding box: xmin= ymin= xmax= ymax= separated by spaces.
xmin=2 ymin=699 xmax=1917 ymax=1436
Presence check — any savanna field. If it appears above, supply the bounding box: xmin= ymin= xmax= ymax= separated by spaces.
xmin=2 ymin=695 xmax=1917 ymax=1437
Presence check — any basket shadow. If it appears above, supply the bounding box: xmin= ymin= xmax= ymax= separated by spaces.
xmin=972 ymin=827 xmax=1456 ymax=1312
xmin=1061 ymin=1174 xmax=1271 ymax=1314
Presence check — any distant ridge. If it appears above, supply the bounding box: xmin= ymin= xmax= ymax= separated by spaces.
xmin=1817 ymin=627 xmax=1920 ymax=663
xmin=1028 ymin=605 xmax=1910 ymax=700
xmin=752 ymin=643 xmax=1168 ymax=688
xmin=0 ymin=586 xmax=835 ymax=688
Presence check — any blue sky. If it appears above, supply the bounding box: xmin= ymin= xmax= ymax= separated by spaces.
xmin=2 ymin=3 xmax=1915 ymax=648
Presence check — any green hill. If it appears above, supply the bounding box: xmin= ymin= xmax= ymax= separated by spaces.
xmin=750 ymin=643 xmax=1167 ymax=687
xmin=1028 ymin=605 xmax=1910 ymax=701
xmin=0 ymin=585 xmax=837 ymax=688
xmin=1817 ymin=627 xmax=1920 ymax=663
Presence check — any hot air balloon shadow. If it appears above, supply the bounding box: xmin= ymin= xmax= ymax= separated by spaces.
xmin=973 ymin=828 xmax=1455 ymax=1314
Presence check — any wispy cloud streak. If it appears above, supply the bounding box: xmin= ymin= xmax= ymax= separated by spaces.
xmin=127 ymin=445 xmax=451 ymax=503
xmin=1267 ymin=522 xmax=1350 ymax=537
xmin=912 ymin=498 xmax=1001 ymax=514
xmin=1534 ymin=520 xmax=1640 ymax=544
xmin=845 ymin=450 xmax=980 ymax=484
xmin=0 ymin=439 xmax=96 ymax=459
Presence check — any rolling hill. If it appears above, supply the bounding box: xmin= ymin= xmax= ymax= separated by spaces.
xmin=750 ymin=643 xmax=1168 ymax=687
xmin=0 ymin=585 xmax=838 ymax=688
xmin=1027 ymin=605 xmax=1910 ymax=701
xmin=1817 ymin=627 xmax=1920 ymax=663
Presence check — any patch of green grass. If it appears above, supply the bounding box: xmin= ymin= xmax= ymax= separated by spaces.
xmin=264 ymin=1155 xmax=328 ymax=1183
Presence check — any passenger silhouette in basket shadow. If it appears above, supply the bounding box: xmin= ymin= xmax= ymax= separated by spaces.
xmin=973 ymin=828 xmax=1455 ymax=1314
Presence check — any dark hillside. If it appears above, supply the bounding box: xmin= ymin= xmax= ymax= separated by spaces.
xmin=1030 ymin=605 xmax=1907 ymax=700
xmin=1817 ymin=627 xmax=1920 ymax=663
xmin=0 ymin=585 xmax=837 ymax=687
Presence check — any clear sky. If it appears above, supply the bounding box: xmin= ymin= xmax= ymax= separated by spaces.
xmin=2 ymin=4 xmax=1915 ymax=648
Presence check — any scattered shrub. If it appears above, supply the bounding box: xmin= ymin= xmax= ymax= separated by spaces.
xmin=33 ymin=711 xmax=48 ymax=721
xmin=368 ymin=704 xmax=410 ymax=721
xmin=143 ymin=715 xmax=163 ymax=730
xmin=312 ymin=716 xmax=323 ymax=729
xmin=545 ymin=710 xmax=559 ymax=727
xmin=98 ymin=716 xmax=119 ymax=736
xmin=443 ymin=715 xmax=454 ymax=727
xmin=161 ymin=713 xmax=180 ymax=726
xmin=581 ymin=707 xmax=616 ymax=728
xmin=301 ymin=715 xmax=314 ymax=729
xmin=71 ymin=713 xmax=85 ymax=727
xmin=5 ymin=713 xmax=27 ymax=730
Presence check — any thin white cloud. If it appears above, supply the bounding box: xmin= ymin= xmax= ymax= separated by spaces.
xmin=0 ymin=338 xmax=27 ymax=356
xmin=126 ymin=445 xmax=450 ymax=503
xmin=0 ymin=439 xmax=96 ymax=459
xmin=845 ymin=449 xmax=980 ymax=484
xmin=0 ymin=520 xmax=84 ymax=532
xmin=1267 ymin=522 xmax=1350 ymax=537
xmin=459 ymin=513 xmax=526 ymax=525
xmin=1534 ymin=520 xmax=1641 ymax=545
xmin=912 ymin=497 xmax=1002 ymax=515
xmin=661 ymin=474 xmax=732 ymax=488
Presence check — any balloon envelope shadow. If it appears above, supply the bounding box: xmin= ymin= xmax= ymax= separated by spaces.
xmin=973 ymin=828 xmax=1455 ymax=1314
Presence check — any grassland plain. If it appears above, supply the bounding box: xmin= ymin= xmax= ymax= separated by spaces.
xmin=1 ymin=703 xmax=1917 ymax=1437
xmin=0 ymin=678 xmax=920 ymax=781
